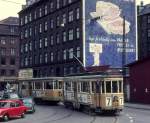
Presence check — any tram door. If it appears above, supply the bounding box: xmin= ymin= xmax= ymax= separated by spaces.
xmin=73 ymin=82 xmax=78 ymax=102
xmin=94 ymin=81 xmax=101 ymax=107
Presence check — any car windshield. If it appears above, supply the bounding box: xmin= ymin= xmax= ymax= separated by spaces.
xmin=9 ymin=93 xmax=19 ymax=99
xmin=0 ymin=102 xmax=10 ymax=108
xmin=23 ymin=98 xmax=33 ymax=104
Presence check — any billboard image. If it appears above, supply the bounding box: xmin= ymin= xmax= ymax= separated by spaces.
xmin=83 ymin=0 xmax=136 ymax=68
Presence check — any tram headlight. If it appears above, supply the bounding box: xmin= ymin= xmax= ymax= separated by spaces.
xmin=106 ymin=97 xmax=112 ymax=106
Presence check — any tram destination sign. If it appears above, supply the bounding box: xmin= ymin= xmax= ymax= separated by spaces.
xmin=82 ymin=0 xmax=136 ymax=68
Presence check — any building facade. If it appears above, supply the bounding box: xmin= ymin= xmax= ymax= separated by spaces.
xmin=0 ymin=17 xmax=19 ymax=90
xmin=128 ymin=58 xmax=150 ymax=104
xmin=138 ymin=4 xmax=150 ymax=60
xmin=19 ymin=0 xmax=83 ymax=77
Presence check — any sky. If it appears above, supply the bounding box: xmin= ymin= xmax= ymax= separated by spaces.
xmin=0 ymin=0 xmax=150 ymax=21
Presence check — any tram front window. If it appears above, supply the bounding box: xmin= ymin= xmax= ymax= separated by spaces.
xmin=112 ymin=81 xmax=118 ymax=93
xmin=119 ymin=81 xmax=123 ymax=93
xmin=45 ymin=82 xmax=53 ymax=89
xmin=106 ymin=81 xmax=111 ymax=93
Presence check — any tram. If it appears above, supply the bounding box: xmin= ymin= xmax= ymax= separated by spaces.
xmin=19 ymin=77 xmax=63 ymax=104
xmin=63 ymin=74 xmax=124 ymax=113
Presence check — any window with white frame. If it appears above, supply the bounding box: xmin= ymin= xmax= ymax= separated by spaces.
xmin=57 ymin=51 xmax=61 ymax=61
xmin=50 ymin=35 xmax=54 ymax=45
xmin=63 ymin=50 xmax=67 ymax=60
xmin=39 ymin=23 xmax=42 ymax=33
xmin=34 ymin=11 xmax=37 ymax=19
xmin=56 ymin=0 xmax=60 ymax=9
xmin=76 ymin=27 xmax=80 ymax=39
xmin=44 ymin=5 xmax=48 ymax=15
xmin=56 ymin=34 xmax=60 ymax=44
xmin=29 ymin=56 xmax=32 ymax=65
xmin=63 ymin=0 xmax=67 ymax=6
xmin=39 ymin=39 xmax=42 ymax=48
xmin=34 ymin=26 xmax=37 ymax=35
xmin=77 ymin=47 xmax=80 ymax=58
xmin=44 ymin=37 xmax=48 ymax=47
xmin=39 ymin=54 xmax=42 ymax=63
xmin=39 ymin=8 xmax=42 ymax=17
xmin=25 ymin=29 xmax=28 ymax=38
xmin=44 ymin=21 xmax=48 ymax=31
xmin=76 ymin=8 xmax=80 ymax=19
xmin=62 ymin=13 xmax=66 ymax=24
xmin=50 ymin=19 xmax=54 ymax=29
xmin=21 ymin=44 xmax=24 ymax=53
xmin=20 ymin=18 xmax=23 ymax=25
xmin=69 ymin=29 xmax=73 ymax=40
xmin=69 ymin=48 xmax=73 ymax=59
xmin=45 ymin=53 xmax=48 ymax=63
xmin=63 ymin=31 xmax=67 ymax=42
xmin=50 ymin=52 xmax=54 ymax=62
xmin=0 ymin=38 xmax=6 ymax=45
xmin=69 ymin=10 xmax=73 ymax=22
xmin=1 ymin=48 xmax=6 ymax=55
xmin=25 ymin=57 xmax=28 ymax=66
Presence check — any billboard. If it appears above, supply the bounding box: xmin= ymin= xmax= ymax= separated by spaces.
xmin=83 ymin=0 xmax=136 ymax=68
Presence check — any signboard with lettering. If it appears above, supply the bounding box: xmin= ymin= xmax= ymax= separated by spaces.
xmin=83 ymin=0 xmax=136 ymax=68
xmin=19 ymin=69 xmax=33 ymax=79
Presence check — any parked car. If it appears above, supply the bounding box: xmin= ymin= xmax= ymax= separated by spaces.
xmin=22 ymin=97 xmax=35 ymax=113
xmin=1 ymin=92 xmax=20 ymax=100
xmin=0 ymin=100 xmax=27 ymax=121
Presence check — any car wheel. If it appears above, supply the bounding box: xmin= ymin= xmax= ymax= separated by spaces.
xmin=21 ymin=112 xmax=25 ymax=118
xmin=3 ymin=115 xmax=9 ymax=122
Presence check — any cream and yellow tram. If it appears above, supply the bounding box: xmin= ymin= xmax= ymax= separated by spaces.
xmin=63 ymin=74 xmax=124 ymax=113
xmin=19 ymin=77 xmax=63 ymax=104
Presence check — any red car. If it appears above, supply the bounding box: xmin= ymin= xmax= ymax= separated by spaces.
xmin=0 ymin=100 xmax=27 ymax=121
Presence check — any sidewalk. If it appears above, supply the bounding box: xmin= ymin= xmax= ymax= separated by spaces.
xmin=125 ymin=103 xmax=150 ymax=110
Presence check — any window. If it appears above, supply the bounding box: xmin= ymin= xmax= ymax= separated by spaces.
xmin=70 ymin=67 xmax=74 ymax=74
xmin=25 ymin=43 xmax=28 ymax=52
xmin=148 ymin=29 xmax=150 ymax=37
xmin=1 ymin=38 xmax=6 ymax=45
xmin=62 ymin=13 xmax=66 ymax=24
xmin=44 ymin=5 xmax=48 ymax=15
xmin=65 ymin=82 xmax=71 ymax=91
xmin=56 ymin=34 xmax=60 ymax=44
xmin=56 ymin=0 xmax=60 ymax=9
xmin=148 ymin=16 xmax=150 ymax=23
xmin=77 ymin=66 xmax=80 ymax=73
xmin=34 ymin=11 xmax=37 ymax=19
xmin=112 ymin=81 xmax=118 ymax=93
xmin=69 ymin=10 xmax=73 ymax=22
xmin=39 ymin=24 xmax=42 ymax=33
xmin=25 ymin=15 xmax=28 ymax=24
xmin=25 ymin=57 xmax=28 ymax=66
xmin=10 ymin=70 xmax=15 ymax=76
xmin=76 ymin=8 xmax=80 ymax=19
xmin=63 ymin=31 xmax=67 ymax=42
xmin=35 ymin=82 xmax=42 ymax=89
xmin=25 ymin=29 xmax=28 ymax=38
xmin=1 ymin=57 xmax=6 ymax=65
xmin=29 ymin=27 xmax=32 ymax=36
xmin=50 ymin=2 xmax=54 ymax=12
xmin=63 ymin=0 xmax=67 ymax=6
xmin=77 ymin=47 xmax=80 ymax=58
xmin=39 ymin=39 xmax=42 ymax=48
xmin=1 ymin=69 xmax=6 ymax=76
xmin=56 ymin=16 xmax=60 ymax=27
xmin=50 ymin=19 xmax=54 ymax=29
xmin=10 ymin=48 xmax=15 ymax=55
xmin=10 ymin=57 xmax=15 ymax=65
xmin=68 ymin=0 xmax=72 ymax=4
xmin=44 ymin=37 xmax=48 ymax=47
xmin=44 ymin=53 xmax=48 ymax=63
xmin=1 ymin=48 xmax=6 ymax=55
xmin=10 ymin=38 xmax=15 ymax=44
xmin=21 ymin=44 xmax=24 ymax=53
xmin=29 ymin=56 xmax=32 ymax=65
xmin=106 ymin=81 xmax=111 ymax=93
xmin=20 ymin=18 xmax=23 ymax=25
xmin=63 ymin=50 xmax=67 ymax=60
xmin=34 ymin=55 xmax=38 ymax=65
xmin=50 ymin=35 xmax=54 ymax=45
xmin=29 ymin=13 xmax=32 ymax=22
xmin=39 ymin=54 xmax=42 ymax=64
xmin=39 ymin=8 xmax=42 ymax=17
xmin=81 ymin=82 xmax=89 ymax=92
xmin=69 ymin=29 xmax=73 ymax=40
xmin=50 ymin=52 xmax=54 ymax=62
xmin=69 ymin=48 xmax=73 ymax=59
xmin=34 ymin=26 xmax=37 ymax=35
xmin=76 ymin=27 xmax=80 ymax=39
xmin=64 ymin=67 xmax=67 ymax=75
xmin=57 ymin=51 xmax=61 ymax=61
xmin=29 ymin=42 xmax=32 ymax=51
xmin=45 ymin=82 xmax=53 ymax=89
xmin=44 ymin=21 xmax=48 ymax=31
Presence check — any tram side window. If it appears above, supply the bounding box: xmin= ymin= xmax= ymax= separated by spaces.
xmin=54 ymin=81 xmax=59 ymax=89
xmin=92 ymin=82 xmax=95 ymax=93
xmin=78 ymin=82 xmax=80 ymax=92
xmin=59 ymin=81 xmax=62 ymax=89
xmin=65 ymin=82 xmax=71 ymax=91
xmin=106 ymin=81 xmax=111 ymax=93
xmin=22 ymin=84 xmax=26 ymax=89
xmin=96 ymin=81 xmax=101 ymax=93
xmin=112 ymin=81 xmax=118 ymax=93
xmin=119 ymin=81 xmax=122 ymax=93
xmin=81 ymin=82 xmax=89 ymax=92
xmin=102 ymin=81 xmax=105 ymax=93
xmin=45 ymin=82 xmax=53 ymax=89
xmin=35 ymin=82 xmax=42 ymax=89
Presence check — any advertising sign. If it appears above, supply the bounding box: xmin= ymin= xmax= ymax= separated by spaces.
xmin=19 ymin=69 xmax=33 ymax=79
xmin=83 ymin=0 xmax=136 ymax=68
